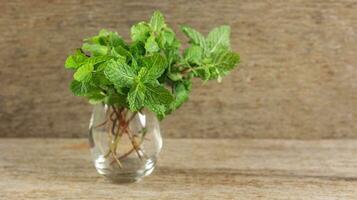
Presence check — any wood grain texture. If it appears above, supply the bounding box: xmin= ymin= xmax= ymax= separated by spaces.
xmin=0 ymin=0 xmax=356 ymax=138
xmin=1 ymin=138 xmax=357 ymax=199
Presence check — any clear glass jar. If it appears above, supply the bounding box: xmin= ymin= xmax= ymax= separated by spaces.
xmin=89 ymin=104 xmax=162 ymax=183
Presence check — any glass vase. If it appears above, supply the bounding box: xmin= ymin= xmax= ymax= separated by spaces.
xmin=88 ymin=103 xmax=162 ymax=183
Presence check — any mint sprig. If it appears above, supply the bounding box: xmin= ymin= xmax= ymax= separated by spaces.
xmin=65 ymin=11 xmax=240 ymax=119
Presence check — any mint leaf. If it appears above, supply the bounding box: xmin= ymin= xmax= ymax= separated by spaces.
xmin=98 ymin=29 xmax=110 ymax=36
xmin=65 ymin=50 xmax=88 ymax=69
xmin=108 ymin=32 xmax=125 ymax=47
xmin=87 ymin=55 xmax=111 ymax=68
xmin=113 ymin=46 xmax=132 ymax=59
xmin=84 ymin=29 xmax=126 ymax=49
xmin=141 ymin=54 xmax=166 ymax=81
xmin=110 ymin=49 xmax=127 ymax=63
xmin=104 ymin=60 xmax=136 ymax=87
xmin=84 ymin=29 xmax=109 ymax=45
xmin=145 ymin=34 xmax=160 ymax=53
xmin=82 ymin=43 xmax=108 ymax=56
xmin=128 ymin=81 xmax=174 ymax=117
xmin=157 ymin=28 xmax=175 ymax=47
xmin=192 ymin=48 xmax=240 ymax=80
xmin=128 ymin=83 xmax=145 ymax=111
xmin=87 ymin=93 xmax=106 ymax=104
xmin=173 ymin=80 xmax=191 ymax=109
xmin=130 ymin=42 xmax=145 ymax=59
xmin=184 ymin=45 xmax=203 ymax=64
xmin=70 ymin=80 xmax=97 ymax=96
xmin=162 ymin=29 xmax=175 ymax=45
xmin=149 ymin=11 xmax=165 ymax=32
xmin=92 ymin=72 xmax=111 ymax=86
xmin=70 ymin=80 xmax=87 ymax=96
xmin=65 ymin=56 xmax=78 ymax=69
xmin=105 ymin=89 xmax=128 ymax=107
xmin=131 ymin=22 xmax=151 ymax=42
xmin=73 ymin=63 xmax=93 ymax=82
xmin=144 ymin=83 xmax=173 ymax=116
xmin=207 ymin=25 xmax=230 ymax=52
xmin=167 ymin=71 xmax=183 ymax=81
xmin=181 ymin=25 xmax=206 ymax=50
xmin=211 ymin=48 xmax=240 ymax=71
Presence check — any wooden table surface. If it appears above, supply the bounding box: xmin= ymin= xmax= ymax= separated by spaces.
xmin=1 ymin=138 xmax=357 ymax=199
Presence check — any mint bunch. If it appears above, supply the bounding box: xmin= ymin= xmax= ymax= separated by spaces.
xmin=65 ymin=11 xmax=240 ymax=119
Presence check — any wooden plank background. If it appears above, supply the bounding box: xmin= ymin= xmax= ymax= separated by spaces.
xmin=0 ymin=0 xmax=356 ymax=138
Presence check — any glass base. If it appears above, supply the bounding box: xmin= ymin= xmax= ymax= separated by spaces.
xmin=94 ymin=156 xmax=156 ymax=183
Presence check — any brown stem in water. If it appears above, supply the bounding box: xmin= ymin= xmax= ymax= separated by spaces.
xmin=118 ymin=135 xmax=145 ymax=160
xmin=94 ymin=119 xmax=108 ymax=129
xmin=95 ymin=106 xmax=148 ymax=168
xmin=126 ymin=128 xmax=143 ymax=159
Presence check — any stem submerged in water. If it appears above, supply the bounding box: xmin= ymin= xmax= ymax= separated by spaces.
xmin=96 ymin=106 xmax=147 ymax=168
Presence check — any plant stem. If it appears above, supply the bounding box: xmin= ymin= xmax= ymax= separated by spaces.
xmin=96 ymin=106 xmax=149 ymax=168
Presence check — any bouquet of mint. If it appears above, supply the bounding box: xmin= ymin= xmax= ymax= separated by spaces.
xmin=65 ymin=11 xmax=239 ymax=120
xmin=64 ymin=11 xmax=240 ymax=181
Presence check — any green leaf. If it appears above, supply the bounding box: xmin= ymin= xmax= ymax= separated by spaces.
xmin=65 ymin=56 xmax=77 ymax=69
xmin=70 ymin=80 xmax=87 ymax=96
xmin=112 ymin=46 xmax=131 ymax=60
xmin=110 ymin=49 xmax=127 ymax=63
xmin=162 ymin=29 xmax=175 ymax=45
xmin=128 ymin=83 xmax=146 ymax=111
xmin=84 ymin=29 xmax=109 ymax=45
xmin=131 ymin=22 xmax=151 ymax=42
xmin=87 ymin=93 xmax=106 ymax=104
xmin=167 ymin=72 xmax=183 ymax=81
xmin=165 ymin=29 xmax=176 ymax=43
xmin=84 ymin=29 xmax=126 ymax=48
xmin=192 ymin=49 xmax=240 ymax=80
xmin=108 ymin=32 xmax=126 ymax=47
xmin=145 ymin=34 xmax=160 ymax=53
xmin=104 ymin=60 xmax=136 ymax=87
xmin=144 ymin=83 xmax=174 ymax=116
xmin=96 ymin=60 xmax=111 ymax=72
xmin=104 ymin=90 xmax=128 ymax=107
xmin=149 ymin=11 xmax=165 ymax=32
xmin=140 ymin=54 xmax=166 ymax=81
xmin=130 ymin=42 xmax=145 ymax=59
xmin=181 ymin=25 xmax=206 ymax=50
xmin=184 ymin=45 xmax=203 ymax=64
xmin=87 ymin=55 xmax=111 ymax=67
xmin=92 ymin=72 xmax=111 ymax=86
xmin=157 ymin=28 xmax=175 ymax=47
xmin=65 ymin=50 xmax=88 ymax=69
xmin=173 ymin=80 xmax=191 ymax=109
xmin=73 ymin=63 xmax=93 ymax=82
xmin=128 ymin=80 xmax=173 ymax=116
xmin=70 ymin=80 xmax=97 ymax=96
xmin=98 ymin=29 xmax=110 ymax=36
xmin=165 ymin=47 xmax=181 ymax=66
xmin=211 ymin=48 xmax=240 ymax=71
xmin=207 ymin=25 xmax=230 ymax=52
xmin=82 ymin=43 xmax=108 ymax=56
